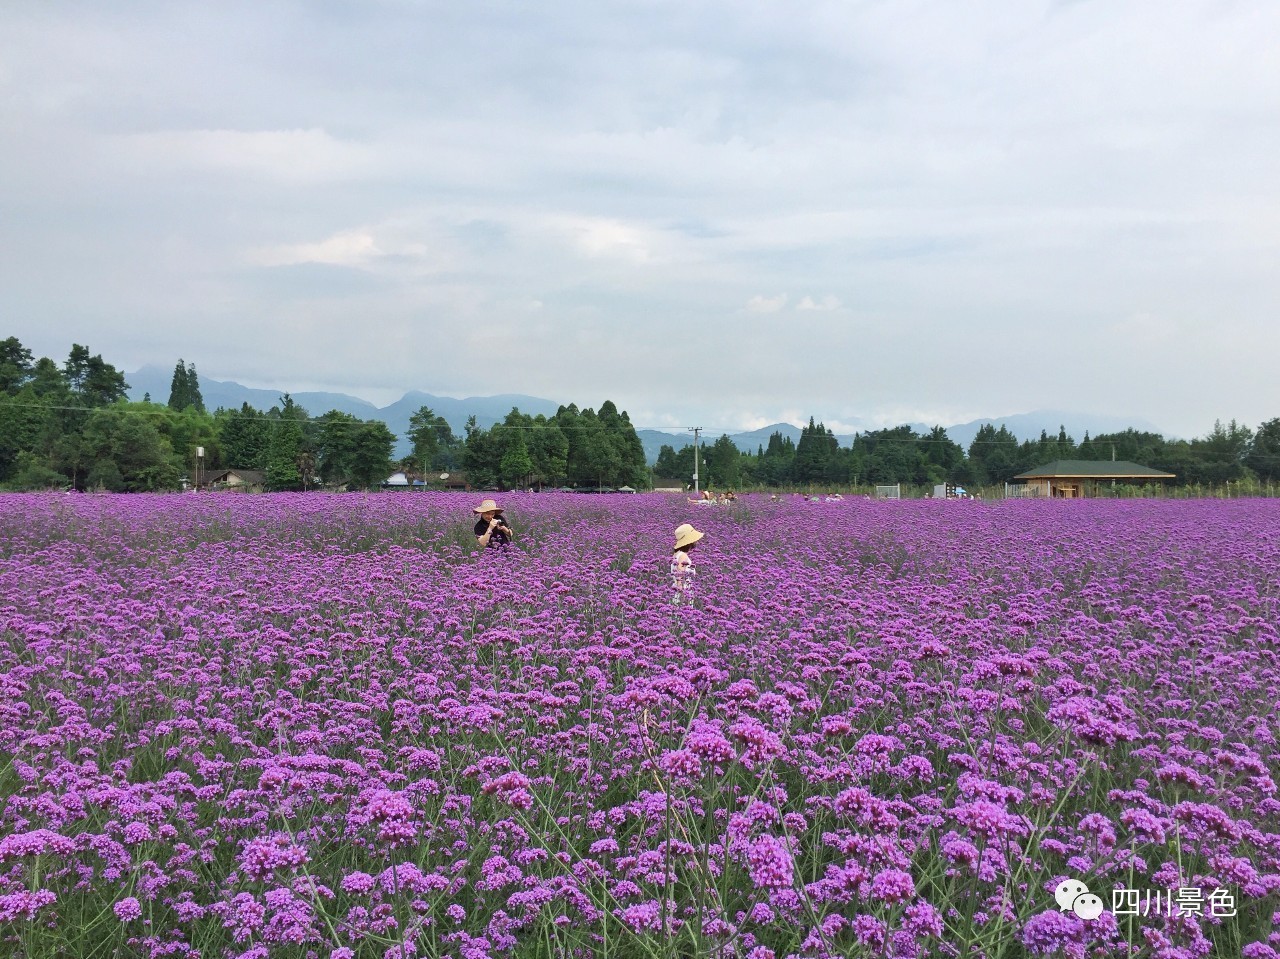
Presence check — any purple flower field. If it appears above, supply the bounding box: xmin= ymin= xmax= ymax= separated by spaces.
xmin=2 ymin=493 xmax=1279 ymax=958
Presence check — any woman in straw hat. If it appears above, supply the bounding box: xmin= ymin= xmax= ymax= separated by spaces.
xmin=474 ymin=499 xmax=514 ymax=549
xmin=671 ymin=523 xmax=704 ymax=604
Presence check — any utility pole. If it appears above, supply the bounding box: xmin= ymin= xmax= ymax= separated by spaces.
xmin=688 ymin=427 xmax=702 ymax=496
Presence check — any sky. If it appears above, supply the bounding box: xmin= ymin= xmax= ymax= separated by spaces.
xmin=2 ymin=0 xmax=1277 ymax=437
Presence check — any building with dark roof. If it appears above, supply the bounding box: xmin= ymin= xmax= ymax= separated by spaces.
xmin=1012 ymin=460 xmax=1176 ymax=498
xmin=202 ymin=468 xmax=267 ymax=491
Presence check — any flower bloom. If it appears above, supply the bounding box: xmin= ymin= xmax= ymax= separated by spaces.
xmin=659 ymin=749 xmax=703 ymax=784
xmin=869 ymin=868 xmax=916 ymax=904
xmin=746 ymin=836 xmax=794 ymax=889
xmin=239 ymin=833 xmax=309 ymax=881
xmin=1121 ymin=807 xmax=1167 ymax=843
xmin=481 ymin=771 xmax=535 ymax=811
xmin=114 ymin=897 xmax=143 ymax=922
xmin=1021 ymin=910 xmax=1087 ymax=957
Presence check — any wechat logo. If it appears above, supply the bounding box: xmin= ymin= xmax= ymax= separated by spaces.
xmin=1055 ymin=878 xmax=1105 ymax=921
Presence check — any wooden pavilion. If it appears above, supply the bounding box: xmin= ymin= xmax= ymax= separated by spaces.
xmin=1012 ymin=460 xmax=1175 ymax=498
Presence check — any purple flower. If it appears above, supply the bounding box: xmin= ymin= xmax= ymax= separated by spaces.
xmin=746 ymin=836 xmax=794 ymax=890
xmin=1021 ymin=910 xmax=1087 ymax=957
xmin=869 ymin=868 xmax=916 ymax=904
xmin=114 ymin=896 xmax=142 ymax=922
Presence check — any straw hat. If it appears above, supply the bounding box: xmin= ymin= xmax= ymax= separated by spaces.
xmin=674 ymin=523 xmax=704 ymax=550
xmin=473 ymin=499 xmax=504 ymax=514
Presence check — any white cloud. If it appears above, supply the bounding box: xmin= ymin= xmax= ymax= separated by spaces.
xmin=546 ymin=215 xmax=662 ymax=264
xmin=4 ymin=2 xmax=1280 ymax=437
xmin=795 ymin=295 xmax=841 ymax=312
xmin=248 ymin=228 xmax=435 ymax=270
xmin=111 ymin=128 xmax=374 ymax=183
xmin=745 ymin=293 xmax=788 ymax=313
xmin=250 ymin=230 xmax=381 ymax=268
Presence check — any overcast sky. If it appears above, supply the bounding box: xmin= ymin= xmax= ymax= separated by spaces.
xmin=2 ymin=1 xmax=1277 ymax=436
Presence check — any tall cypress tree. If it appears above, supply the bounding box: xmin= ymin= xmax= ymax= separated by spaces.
xmin=186 ymin=363 xmax=205 ymax=413
xmin=168 ymin=360 xmax=189 ymax=411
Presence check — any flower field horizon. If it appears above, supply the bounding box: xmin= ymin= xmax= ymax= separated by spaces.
xmin=2 ymin=492 xmax=1279 ymax=958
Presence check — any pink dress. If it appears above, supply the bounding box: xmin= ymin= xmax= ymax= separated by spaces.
xmin=670 ymin=551 xmax=696 ymax=604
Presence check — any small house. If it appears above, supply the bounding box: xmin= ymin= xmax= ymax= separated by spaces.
xmin=1012 ymin=460 xmax=1175 ymax=498
xmin=203 ymin=468 xmax=267 ymax=492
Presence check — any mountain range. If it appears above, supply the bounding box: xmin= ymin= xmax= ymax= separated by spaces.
xmin=127 ymin=366 xmax=1162 ymax=465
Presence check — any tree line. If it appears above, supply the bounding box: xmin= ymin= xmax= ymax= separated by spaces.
xmin=0 ymin=338 xmax=402 ymax=491
xmin=654 ymin=417 xmax=1280 ymax=489
xmin=457 ymin=403 xmax=648 ymax=490
xmin=0 ymin=338 xmax=651 ymax=492
xmin=5 ymin=337 xmax=1277 ymax=492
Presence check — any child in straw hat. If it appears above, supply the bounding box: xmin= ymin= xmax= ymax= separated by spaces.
xmin=671 ymin=523 xmax=704 ymax=605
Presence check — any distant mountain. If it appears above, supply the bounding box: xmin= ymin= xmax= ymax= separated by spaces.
xmin=645 ymin=412 xmax=1166 ymax=466
xmin=376 ymin=392 xmax=563 ymax=452
xmin=635 ymin=429 xmax=691 ymax=465
xmin=940 ymin=410 xmax=1163 ymax=450
xmin=127 ymin=370 xmax=1166 ymax=464
xmin=127 ymin=368 xmax=565 ymax=457
xmin=127 ymin=365 xmax=381 ymax=420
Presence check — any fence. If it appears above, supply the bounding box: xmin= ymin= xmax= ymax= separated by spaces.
xmin=1003 ymin=483 xmax=1041 ymax=498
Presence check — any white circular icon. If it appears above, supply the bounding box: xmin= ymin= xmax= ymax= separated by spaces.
xmin=1054 ymin=878 xmax=1104 ymax=920
xmin=1054 ymin=879 xmax=1089 ymax=911
xmin=1073 ymin=893 xmax=1104 ymax=921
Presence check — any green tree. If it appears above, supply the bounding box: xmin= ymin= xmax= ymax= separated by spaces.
xmin=499 ymin=432 xmax=535 ymax=488
xmin=408 ymin=406 xmax=459 ymax=472
xmin=654 ymin=444 xmax=679 ymax=479
xmin=86 ymin=458 xmax=125 ymax=492
xmin=168 ymin=359 xmax=190 ymax=411
xmin=852 ymin=425 xmax=927 ymax=484
xmin=0 ymin=337 xmax=34 ymax=394
xmin=80 ymin=407 xmax=180 ymax=491
xmin=0 ymin=386 xmax=50 ymax=482
xmin=596 ymin=400 xmax=648 ymax=488
xmin=216 ymin=404 xmax=272 ymax=469
xmin=166 ymin=359 xmax=206 ymax=413
xmin=706 ymin=434 xmax=741 ymax=488
xmin=265 ymin=395 xmax=308 ymax=491
xmin=186 ymin=363 xmax=205 ymax=413
xmin=1246 ymin=418 xmax=1280 ymax=482
xmin=529 ymin=417 xmax=568 ymax=488
xmin=757 ymin=431 xmax=796 ymax=486
xmin=348 ymin=421 xmax=396 ymax=489
xmin=9 ymin=451 xmax=69 ymax=490
xmin=793 ymin=418 xmax=839 ymax=483
xmin=30 ymin=357 xmax=66 ymax=398
xmin=316 ymin=410 xmax=361 ymax=485
xmin=64 ymin=344 xmax=128 ymax=408
xmin=463 ymin=416 xmax=501 ymax=489
xmin=968 ymin=424 xmax=1022 ymax=485
xmin=922 ymin=426 xmax=965 ymax=482
xmin=1188 ymin=419 xmax=1251 ymax=484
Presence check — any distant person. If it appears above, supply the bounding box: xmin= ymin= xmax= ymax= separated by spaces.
xmin=474 ymin=499 xmax=513 ymax=549
xmin=671 ymin=523 xmax=704 ymax=605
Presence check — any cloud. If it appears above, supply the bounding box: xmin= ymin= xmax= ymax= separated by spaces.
xmin=250 ymin=230 xmax=383 ymax=268
xmin=745 ymin=293 xmax=788 ymax=313
xmin=795 ymin=295 xmax=841 ymax=312
xmin=544 ymin=215 xmax=664 ymax=264
xmin=111 ymin=128 xmax=374 ymax=183
xmin=4 ymin=2 xmax=1280 ymax=438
